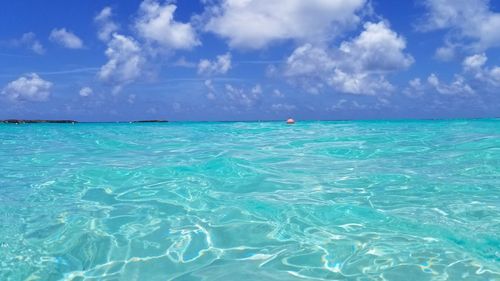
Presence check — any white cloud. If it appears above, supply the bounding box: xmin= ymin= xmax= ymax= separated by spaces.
xmin=12 ymin=32 xmax=45 ymax=54
xmin=173 ymin=57 xmax=197 ymax=68
xmin=489 ymin=67 xmax=500 ymax=85
xmin=204 ymin=79 xmax=216 ymax=100
xmin=204 ymin=79 xmax=214 ymax=90
xmin=435 ymin=45 xmax=456 ymax=61
xmin=31 ymin=42 xmax=45 ymax=55
xmin=409 ymin=78 xmax=423 ymax=89
xmin=339 ymin=22 xmax=414 ymax=72
xmin=284 ymin=44 xmax=333 ymax=94
xmin=1 ymin=73 xmax=52 ymax=102
xmin=79 ymin=87 xmax=93 ymax=97
xmin=273 ymin=89 xmax=284 ymax=98
xmin=225 ymin=84 xmax=261 ymax=107
xmin=96 ymin=7 xmax=144 ymax=94
xmin=403 ymin=78 xmax=426 ymax=97
xmin=420 ymin=0 xmax=500 ymax=52
xmin=329 ymin=69 xmax=394 ymax=95
xmin=49 ymin=28 xmax=84 ymax=49
xmin=204 ymin=0 xmax=367 ymax=49
xmin=94 ymin=3 xmax=200 ymax=94
xmin=95 ymin=7 xmax=149 ymax=94
xmin=95 ymin=7 xmax=119 ymax=42
xmin=285 ymin=44 xmax=335 ymax=76
xmin=198 ymin=53 xmax=232 ymax=75
xmin=427 ymin=73 xmax=474 ymax=96
xmin=462 ymin=53 xmax=487 ymax=71
xmin=426 ymin=74 xmax=437 ymax=87
xmin=285 ymin=22 xmax=412 ymax=95
xmin=98 ymin=34 xmax=145 ymax=94
xmin=405 ymin=52 xmax=500 ymax=97
xmin=462 ymin=53 xmax=500 ymax=86
xmin=134 ymin=0 xmax=199 ymax=49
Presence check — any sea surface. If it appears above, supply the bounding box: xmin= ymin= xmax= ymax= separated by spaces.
xmin=0 ymin=120 xmax=499 ymax=280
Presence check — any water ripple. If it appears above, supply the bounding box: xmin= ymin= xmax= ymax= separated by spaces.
xmin=0 ymin=120 xmax=499 ymax=280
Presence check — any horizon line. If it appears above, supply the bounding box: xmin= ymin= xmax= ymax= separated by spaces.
xmin=1 ymin=116 xmax=499 ymax=124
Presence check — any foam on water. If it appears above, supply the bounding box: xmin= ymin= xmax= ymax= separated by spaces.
xmin=0 ymin=120 xmax=499 ymax=280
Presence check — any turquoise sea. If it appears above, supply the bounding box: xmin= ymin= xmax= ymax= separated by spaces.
xmin=0 ymin=120 xmax=499 ymax=280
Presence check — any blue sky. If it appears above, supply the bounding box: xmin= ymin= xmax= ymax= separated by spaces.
xmin=1 ymin=0 xmax=500 ymax=121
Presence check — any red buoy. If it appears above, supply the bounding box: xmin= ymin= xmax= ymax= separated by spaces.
xmin=286 ymin=118 xmax=295 ymax=124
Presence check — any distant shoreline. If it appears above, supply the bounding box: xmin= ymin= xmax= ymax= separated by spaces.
xmin=1 ymin=117 xmax=499 ymax=124
xmin=0 ymin=119 xmax=168 ymax=124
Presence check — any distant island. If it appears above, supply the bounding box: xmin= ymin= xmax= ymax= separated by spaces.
xmin=1 ymin=119 xmax=77 ymax=124
xmin=1 ymin=119 xmax=169 ymax=124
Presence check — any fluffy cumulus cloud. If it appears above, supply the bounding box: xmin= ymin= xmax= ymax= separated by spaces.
xmin=285 ymin=44 xmax=335 ymax=76
xmin=462 ymin=53 xmax=488 ymax=71
xmin=79 ymin=87 xmax=93 ymax=97
xmin=95 ymin=7 xmax=119 ymax=42
xmin=405 ymin=52 xmax=500 ymax=97
xmin=427 ymin=73 xmax=474 ymax=96
xmin=339 ymin=22 xmax=414 ymax=72
xmin=1 ymin=73 xmax=52 ymax=102
xmin=405 ymin=74 xmax=474 ymax=97
xmin=98 ymin=33 xmax=145 ymax=94
xmin=285 ymin=22 xmax=413 ymax=95
xmin=420 ymin=0 xmax=500 ymax=54
xmin=462 ymin=53 xmax=500 ymax=86
xmin=49 ymin=28 xmax=84 ymax=49
xmin=94 ymin=2 xmax=201 ymax=94
xmin=134 ymin=0 xmax=199 ymax=49
xmin=198 ymin=53 xmax=232 ymax=75
xmin=95 ymin=7 xmax=148 ymax=94
xmin=329 ymin=69 xmax=394 ymax=95
xmin=284 ymin=44 xmax=334 ymax=94
xmin=204 ymin=0 xmax=367 ymax=49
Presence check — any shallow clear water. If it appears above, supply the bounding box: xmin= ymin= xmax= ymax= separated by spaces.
xmin=0 ymin=120 xmax=499 ymax=281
